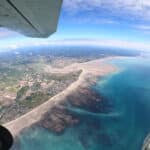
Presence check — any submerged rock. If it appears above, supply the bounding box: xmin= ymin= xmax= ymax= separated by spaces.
xmin=66 ymin=87 xmax=112 ymax=113
xmin=38 ymin=106 xmax=79 ymax=134
xmin=37 ymin=85 xmax=112 ymax=134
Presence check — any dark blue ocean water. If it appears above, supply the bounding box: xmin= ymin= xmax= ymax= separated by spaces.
xmin=13 ymin=57 xmax=150 ymax=150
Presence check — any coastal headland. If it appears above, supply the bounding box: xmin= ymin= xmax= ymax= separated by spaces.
xmin=4 ymin=57 xmax=118 ymax=137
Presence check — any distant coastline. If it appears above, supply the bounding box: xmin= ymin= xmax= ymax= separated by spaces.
xmin=4 ymin=57 xmax=119 ymax=137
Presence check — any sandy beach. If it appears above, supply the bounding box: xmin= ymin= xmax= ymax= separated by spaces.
xmin=4 ymin=57 xmax=118 ymax=136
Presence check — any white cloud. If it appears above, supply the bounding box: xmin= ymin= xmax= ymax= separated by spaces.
xmin=0 ymin=28 xmax=19 ymax=38
xmin=63 ymin=0 xmax=150 ymax=22
xmin=0 ymin=38 xmax=149 ymax=52
xmin=133 ymin=24 xmax=150 ymax=34
xmin=63 ymin=0 xmax=101 ymax=12
xmin=134 ymin=25 xmax=150 ymax=30
xmin=62 ymin=0 xmax=150 ymax=35
xmin=47 ymin=39 xmax=150 ymax=51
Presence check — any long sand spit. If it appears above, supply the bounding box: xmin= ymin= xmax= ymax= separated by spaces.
xmin=4 ymin=57 xmax=118 ymax=136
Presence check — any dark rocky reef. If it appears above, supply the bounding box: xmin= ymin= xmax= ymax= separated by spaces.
xmin=35 ymin=86 xmax=113 ymax=134
xmin=66 ymin=86 xmax=113 ymax=113
xmin=11 ymin=80 xmax=114 ymax=150
xmin=38 ymin=106 xmax=79 ymax=134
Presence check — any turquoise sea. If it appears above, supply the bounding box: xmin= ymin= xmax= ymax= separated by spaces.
xmin=12 ymin=56 xmax=150 ymax=150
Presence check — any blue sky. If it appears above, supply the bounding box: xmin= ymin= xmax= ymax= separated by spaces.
xmin=0 ymin=0 xmax=150 ymax=51
xmin=56 ymin=0 xmax=150 ymax=42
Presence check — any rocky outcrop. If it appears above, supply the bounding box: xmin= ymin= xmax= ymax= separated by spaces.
xmin=37 ymin=85 xmax=112 ymax=134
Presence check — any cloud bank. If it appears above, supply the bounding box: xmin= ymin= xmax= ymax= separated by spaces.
xmin=1 ymin=38 xmax=149 ymax=52
xmin=63 ymin=0 xmax=150 ymax=31
xmin=47 ymin=39 xmax=150 ymax=51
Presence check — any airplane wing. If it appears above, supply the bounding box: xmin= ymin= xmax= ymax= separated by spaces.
xmin=0 ymin=0 xmax=62 ymax=37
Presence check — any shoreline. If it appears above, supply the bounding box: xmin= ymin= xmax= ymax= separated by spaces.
xmin=4 ymin=57 xmax=119 ymax=137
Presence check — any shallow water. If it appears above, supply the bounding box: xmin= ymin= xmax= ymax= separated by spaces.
xmin=12 ymin=57 xmax=150 ymax=150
